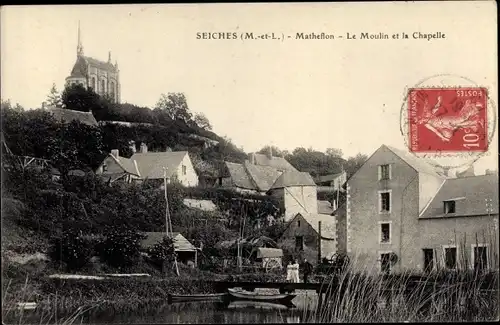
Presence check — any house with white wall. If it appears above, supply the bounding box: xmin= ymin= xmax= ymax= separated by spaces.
xmin=345 ymin=144 xmax=499 ymax=274
xmin=131 ymin=143 xmax=199 ymax=187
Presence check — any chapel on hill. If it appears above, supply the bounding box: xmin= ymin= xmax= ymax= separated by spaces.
xmin=65 ymin=22 xmax=121 ymax=103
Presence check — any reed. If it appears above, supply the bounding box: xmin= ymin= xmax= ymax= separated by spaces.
xmin=305 ymin=238 xmax=499 ymax=323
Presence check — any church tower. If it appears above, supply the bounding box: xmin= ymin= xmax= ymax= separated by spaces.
xmin=65 ymin=22 xmax=121 ymax=104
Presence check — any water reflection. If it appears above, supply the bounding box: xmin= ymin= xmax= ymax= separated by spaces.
xmin=15 ymin=300 xmax=308 ymax=324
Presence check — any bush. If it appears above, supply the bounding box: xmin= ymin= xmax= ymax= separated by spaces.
xmin=49 ymin=230 xmax=94 ymax=271
xmin=146 ymin=236 xmax=175 ymax=268
xmin=97 ymin=228 xmax=146 ymax=268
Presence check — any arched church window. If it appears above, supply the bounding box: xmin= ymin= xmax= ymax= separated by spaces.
xmin=101 ymin=80 xmax=106 ymax=94
xmin=110 ymin=81 xmax=115 ymax=100
xmin=92 ymin=77 xmax=96 ymax=90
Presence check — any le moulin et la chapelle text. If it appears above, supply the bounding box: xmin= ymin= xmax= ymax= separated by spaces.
xmin=195 ymin=31 xmax=446 ymax=41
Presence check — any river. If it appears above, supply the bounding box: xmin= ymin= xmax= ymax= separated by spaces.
xmin=14 ymin=290 xmax=320 ymax=324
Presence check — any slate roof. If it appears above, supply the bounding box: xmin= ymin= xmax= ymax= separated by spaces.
xmin=316 ymin=171 xmax=346 ymax=183
xmin=251 ymin=153 xmax=298 ymax=172
xmin=295 ymin=213 xmax=336 ymax=239
xmin=386 ymin=145 xmax=445 ymax=178
xmin=225 ymin=161 xmax=256 ymax=190
xmin=67 ymin=55 xmax=117 ymax=79
xmin=107 ymin=153 xmax=141 ymax=177
xmin=420 ymin=174 xmax=499 ymax=219
xmin=48 ymin=107 xmax=98 ymax=127
xmin=256 ymin=247 xmax=283 ymax=258
xmin=141 ymin=232 xmax=196 ymax=252
xmin=318 ymin=200 xmax=334 ymax=215
xmin=183 ymin=198 xmax=217 ymax=212
xmin=131 ymin=151 xmax=188 ymax=180
xmin=270 ymin=170 xmax=316 ymax=190
xmin=244 ymin=161 xmax=283 ymax=191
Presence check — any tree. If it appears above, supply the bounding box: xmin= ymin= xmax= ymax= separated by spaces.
xmin=344 ymin=153 xmax=369 ymax=177
xmin=193 ymin=112 xmax=212 ymax=130
xmin=257 ymin=145 xmax=285 ymax=157
xmin=46 ymin=83 xmax=64 ymax=108
xmin=61 ymin=84 xmax=113 ymax=121
xmin=1 ymin=99 xmax=24 ymax=112
xmin=155 ymin=93 xmax=193 ymax=124
xmin=326 ymin=148 xmax=343 ymax=158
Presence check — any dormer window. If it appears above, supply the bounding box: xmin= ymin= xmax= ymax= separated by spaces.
xmin=444 ymin=200 xmax=456 ymax=214
xmin=103 ymin=163 xmax=108 ymax=172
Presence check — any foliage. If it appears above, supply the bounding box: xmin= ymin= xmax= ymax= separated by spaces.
xmin=61 ymin=84 xmax=113 ymax=119
xmin=48 ymin=229 xmax=94 ymax=271
xmin=193 ymin=112 xmax=212 ymax=130
xmin=97 ymin=228 xmax=146 ymax=268
xmin=154 ymin=92 xmax=194 ymax=125
xmin=146 ymin=236 xmax=175 ymax=267
xmin=45 ymin=83 xmax=64 ymax=108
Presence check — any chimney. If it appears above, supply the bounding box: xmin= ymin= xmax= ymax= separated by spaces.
xmin=129 ymin=140 xmax=136 ymax=153
xmin=140 ymin=142 xmax=148 ymax=153
xmin=111 ymin=149 xmax=119 ymax=159
xmin=248 ymin=153 xmax=256 ymax=164
xmin=267 ymin=146 xmax=273 ymax=159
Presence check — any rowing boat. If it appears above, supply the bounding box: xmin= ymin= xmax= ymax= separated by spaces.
xmin=227 ymin=288 xmax=296 ymax=305
xmin=167 ymin=293 xmax=228 ymax=304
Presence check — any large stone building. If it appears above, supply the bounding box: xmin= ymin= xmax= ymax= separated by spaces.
xmin=344 ymin=144 xmax=499 ymax=274
xmin=65 ymin=22 xmax=121 ymax=103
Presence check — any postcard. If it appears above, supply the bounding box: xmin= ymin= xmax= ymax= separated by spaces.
xmin=1 ymin=2 xmax=498 ymax=324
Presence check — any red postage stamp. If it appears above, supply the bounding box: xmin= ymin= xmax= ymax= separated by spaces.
xmin=408 ymin=87 xmax=488 ymax=153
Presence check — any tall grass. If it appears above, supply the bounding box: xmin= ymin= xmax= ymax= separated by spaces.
xmin=304 ymin=236 xmax=499 ymax=323
xmin=2 ymin=276 xmax=101 ymax=325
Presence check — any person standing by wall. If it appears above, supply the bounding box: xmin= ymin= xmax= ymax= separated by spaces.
xmin=303 ymin=258 xmax=313 ymax=283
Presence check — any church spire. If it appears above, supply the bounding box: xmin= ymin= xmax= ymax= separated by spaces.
xmin=108 ymin=51 xmax=112 ymax=63
xmin=77 ymin=21 xmax=84 ymax=57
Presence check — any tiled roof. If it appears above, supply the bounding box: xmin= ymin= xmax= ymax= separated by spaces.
xmin=270 ymin=170 xmax=316 ymax=190
xmin=318 ymin=200 xmax=334 ymax=215
xmin=385 ymin=145 xmax=445 ymax=178
xmin=252 ymin=153 xmax=298 ymax=172
xmin=48 ymin=107 xmax=98 ymax=126
xmin=296 ymin=213 xmax=336 ymax=239
xmin=141 ymin=232 xmax=196 ymax=252
xmin=420 ymin=174 xmax=499 ymax=219
xmin=131 ymin=151 xmax=188 ymax=180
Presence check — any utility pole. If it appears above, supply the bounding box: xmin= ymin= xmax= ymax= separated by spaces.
xmin=163 ymin=167 xmax=179 ymax=276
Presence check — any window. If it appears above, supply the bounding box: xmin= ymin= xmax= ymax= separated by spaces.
xmin=379 ymin=222 xmax=391 ymax=243
xmin=423 ymin=249 xmax=434 ymax=273
xmin=295 ymin=236 xmax=304 ymax=251
xmin=110 ymin=81 xmax=115 ymax=100
xmin=444 ymin=201 xmax=456 ymax=214
xmin=443 ymin=246 xmax=458 ymax=269
xmin=91 ymin=77 xmax=96 ymax=90
xmin=379 ymin=190 xmax=391 ymax=213
xmin=102 ymin=163 xmax=108 ymax=172
xmin=182 ymin=165 xmax=187 ymax=175
xmin=472 ymin=244 xmax=488 ymax=271
xmin=298 ymin=220 xmax=301 ymax=227
xmin=380 ymin=252 xmax=392 ymax=274
xmin=101 ymin=80 xmax=106 ymax=94
xmin=379 ymin=164 xmax=391 ymax=180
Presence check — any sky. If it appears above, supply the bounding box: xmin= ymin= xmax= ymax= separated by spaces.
xmin=1 ymin=2 xmax=498 ymax=174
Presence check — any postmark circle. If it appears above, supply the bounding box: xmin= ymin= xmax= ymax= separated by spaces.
xmin=400 ymin=74 xmax=497 ymax=172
